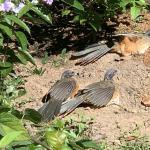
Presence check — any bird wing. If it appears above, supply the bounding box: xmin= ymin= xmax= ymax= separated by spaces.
xmin=60 ymin=97 xmax=84 ymax=115
xmin=82 ymin=81 xmax=115 ymax=107
xmin=42 ymin=78 xmax=77 ymax=102
xmin=39 ymin=78 xmax=77 ymax=121
xmin=76 ymin=44 xmax=111 ymax=66
xmin=72 ymin=42 xmax=106 ymax=57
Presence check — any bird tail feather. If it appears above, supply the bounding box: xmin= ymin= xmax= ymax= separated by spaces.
xmin=60 ymin=97 xmax=84 ymax=115
xmin=38 ymin=98 xmax=62 ymax=122
xmin=76 ymin=44 xmax=111 ymax=65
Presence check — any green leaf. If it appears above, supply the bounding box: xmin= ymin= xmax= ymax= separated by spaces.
xmin=131 ymin=6 xmax=141 ymax=20
xmin=76 ymin=139 xmax=100 ymax=149
xmin=41 ymin=52 xmax=49 ymax=64
xmin=119 ymin=0 xmax=131 ymax=8
xmin=0 ymin=61 xmax=12 ymax=68
xmin=18 ymin=3 xmax=33 ymax=18
xmin=31 ymin=7 xmax=52 ymax=24
xmin=16 ymin=49 xmax=36 ymax=65
xmin=15 ymin=51 xmax=27 ymax=65
xmin=0 ymin=131 xmax=22 ymax=148
xmin=72 ymin=15 xmax=80 ymax=22
xmin=24 ymin=108 xmax=42 ymax=124
xmin=0 ymin=112 xmax=30 ymax=141
xmin=5 ymin=15 xmax=30 ymax=34
xmin=0 ymin=61 xmax=13 ymax=77
xmin=61 ymin=9 xmax=71 ymax=17
xmin=45 ymin=129 xmax=66 ymax=150
xmin=89 ymin=21 xmax=101 ymax=32
xmin=15 ymin=31 xmax=28 ymax=51
xmin=0 ymin=33 xmax=3 ymax=46
xmin=138 ymin=0 xmax=146 ymax=5
xmin=62 ymin=0 xmax=84 ymax=11
xmin=69 ymin=141 xmax=84 ymax=150
xmin=0 ymin=22 xmax=13 ymax=39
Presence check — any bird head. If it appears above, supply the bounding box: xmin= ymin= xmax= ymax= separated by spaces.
xmin=104 ymin=69 xmax=117 ymax=80
xmin=61 ymin=70 xmax=75 ymax=79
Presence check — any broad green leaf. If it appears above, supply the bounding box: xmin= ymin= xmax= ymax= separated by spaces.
xmin=76 ymin=139 xmax=100 ymax=149
xmin=24 ymin=108 xmax=42 ymax=124
xmin=72 ymin=15 xmax=80 ymax=22
xmin=0 ymin=106 xmax=10 ymax=114
xmin=69 ymin=141 xmax=84 ymax=150
xmin=0 ymin=112 xmax=30 ymax=141
xmin=89 ymin=21 xmax=101 ymax=31
xmin=0 ymin=22 xmax=13 ymax=39
xmin=5 ymin=15 xmax=30 ymax=34
xmin=0 ymin=33 xmax=3 ymax=46
xmin=61 ymin=144 xmax=72 ymax=150
xmin=62 ymin=0 xmax=84 ymax=11
xmin=0 ymin=131 xmax=22 ymax=148
xmin=0 ymin=66 xmax=13 ymax=77
xmin=139 ymin=0 xmax=146 ymax=5
xmin=61 ymin=9 xmax=71 ymax=17
xmin=15 ymin=52 xmax=28 ymax=65
xmin=131 ymin=6 xmax=141 ymax=20
xmin=18 ymin=3 xmax=33 ymax=18
xmin=0 ymin=61 xmax=13 ymax=77
xmin=31 ymin=7 xmax=52 ymax=24
xmin=119 ymin=0 xmax=130 ymax=8
xmin=45 ymin=129 xmax=66 ymax=150
xmin=15 ymin=31 xmax=28 ymax=51
xmin=0 ymin=61 xmax=12 ymax=68
xmin=16 ymin=49 xmax=36 ymax=65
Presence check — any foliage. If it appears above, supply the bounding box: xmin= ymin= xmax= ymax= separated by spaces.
xmin=0 ymin=0 xmax=52 ymax=78
xmin=120 ymin=0 xmax=147 ymax=20
xmin=0 ymin=75 xmax=26 ymax=106
xmin=118 ymin=137 xmax=150 ymax=150
xmin=52 ymin=48 xmax=68 ymax=67
xmin=0 ymin=105 xmax=102 ymax=149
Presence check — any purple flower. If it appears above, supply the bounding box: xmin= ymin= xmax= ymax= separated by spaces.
xmin=12 ymin=2 xmax=25 ymax=14
xmin=43 ymin=0 xmax=53 ymax=5
xmin=0 ymin=0 xmax=14 ymax=12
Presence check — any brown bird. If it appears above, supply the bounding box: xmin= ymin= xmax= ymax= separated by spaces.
xmin=59 ymin=69 xmax=119 ymax=115
xmin=38 ymin=70 xmax=79 ymax=122
xmin=72 ymin=30 xmax=150 ymax=66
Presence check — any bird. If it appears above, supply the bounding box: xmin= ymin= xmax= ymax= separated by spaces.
xmin=38 ymin=70 xmax=79 ymax=122
xmin=72 ymin=29 xmax=150 ymax=66
xmin=59 ymin=69 xmax=119 ymax=116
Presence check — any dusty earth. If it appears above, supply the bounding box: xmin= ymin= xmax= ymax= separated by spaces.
xmin=15 ymin=13 xmax=150 ymax=146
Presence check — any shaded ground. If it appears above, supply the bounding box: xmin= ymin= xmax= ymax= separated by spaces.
xmin=15 ymin=12 xmax=150 ymax=146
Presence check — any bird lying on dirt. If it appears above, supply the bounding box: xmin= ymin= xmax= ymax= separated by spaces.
xmin=72 ymin=29 xmax=150 ymax=66
xmin=59 ymin=69 xmax=119 ymax=116
xmin=38 ymin=70 xmax=79 ymax=122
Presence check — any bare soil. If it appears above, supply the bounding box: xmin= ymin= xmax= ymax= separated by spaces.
xmin=15 ymin=12 xmax=150 ymax=145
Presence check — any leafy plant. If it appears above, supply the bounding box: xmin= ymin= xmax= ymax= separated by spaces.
xmin=32 ymin=67 xmax=46 ymax=75
xmin=118 ymin=136 xmax=150 ymax=150
xmin=0 ymin=75 xmax=26 ymax=106
xmin=52 ymin=48 xmax=68 ymax=67
xmin=0 ymin=0 xmax=52 ymax=78
xmin=44 ymin=119 xmax=102 ymax=150
xmin=120 ymin=0 xmax=146 ymax=20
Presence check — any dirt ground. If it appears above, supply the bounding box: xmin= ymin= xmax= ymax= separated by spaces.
xmin=15 ymin=13 xmax=150 ymax=145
